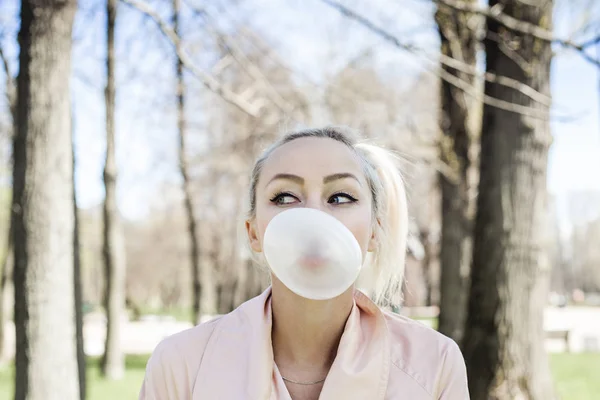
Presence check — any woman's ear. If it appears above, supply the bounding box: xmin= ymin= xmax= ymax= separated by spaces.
xmin=246 ymin=219 xmax=262 ymax=252
xmin=368 ymin=217 xmax=381 ymax=252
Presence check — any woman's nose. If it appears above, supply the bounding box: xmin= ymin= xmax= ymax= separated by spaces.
xmin=304 ymin=194 xmax=326 ymax=213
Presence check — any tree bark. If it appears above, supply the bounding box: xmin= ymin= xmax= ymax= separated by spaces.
xmin=0 ymin=34 xmax=16 ymax=367
xmin=419 ymin=230 xmax=435 ymax=307
xmin=435 ymin=1 xmax=478 ymax=346
xmin=101 ymin=0 xmax=126 ymax=380
xmin=73 ymin=131 xmax=86 ymax=399
xmin=12 ymin=1 xmax=79 ymax=398
xmin=232 ymin=257 xmax=248 ymax=307
xmin=463 ymin=1 xmax=556 ymax=399
xmin=173 ymin=0 xmax=217 ymax=325
xmin=0 ymin=229 xmax=11 ymax=362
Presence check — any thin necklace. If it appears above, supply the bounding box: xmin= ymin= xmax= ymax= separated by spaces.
xmin=281 ymin=375 xmax=327 ymax=385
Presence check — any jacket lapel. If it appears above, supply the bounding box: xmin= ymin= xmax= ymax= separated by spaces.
xmin=318 ymin=290 xmax=391 ymax=399
xmin=192 ymin=287 xmax=391 ymax=400
xmin=193 ymin=288 xmax=274 ymax=399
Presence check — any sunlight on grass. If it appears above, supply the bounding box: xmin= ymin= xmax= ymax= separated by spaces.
xmin=550 ymin=353 xmax=600 ymax=400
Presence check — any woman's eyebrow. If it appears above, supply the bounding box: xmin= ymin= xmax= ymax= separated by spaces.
xmin=323 ymin=173 xmax=362 ymax=186
xmin=266 ymin=172 xmax=362 ymax=186
xmin=266 ymin=173 xmax=304 ymax=186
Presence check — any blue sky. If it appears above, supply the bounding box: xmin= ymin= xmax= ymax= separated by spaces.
xmin=1 ymin=0 xmax=599 ymax=233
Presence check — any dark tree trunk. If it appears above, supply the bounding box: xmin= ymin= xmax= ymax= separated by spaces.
xmin=463 ymin=1 xmax=556 ymax=399
xmin=0 ymin=229 xmax=11 ymax=362
xmin=12 ymin=1 xmax=79 ymax=398
xmin=219 ymin=194 xmax=243 ymax=313
xmin=73 ymin=132 xmax=86 ymax=399
xmin=232 ymin=259 xmax=248 ymax=307
xmin=172 ymin=0 xmax=217 ymax=325
xmin=101 ymin=0 xmax=126 ymax=380
xmin=435 ymin=0 xmax=478 ymax=346
xmin=419 ymin=230 xmax=434 ymax=307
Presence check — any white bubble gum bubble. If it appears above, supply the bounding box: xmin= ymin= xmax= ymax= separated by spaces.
xmin=263 ymin=208 xmax=363 ymax=300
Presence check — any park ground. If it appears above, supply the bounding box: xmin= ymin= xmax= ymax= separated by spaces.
xmin=0 ymin=353 xmax=599 ymax=399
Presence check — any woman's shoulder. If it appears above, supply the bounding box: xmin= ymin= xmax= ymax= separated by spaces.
xmin=383 ymin=311 xmax=468 ymax=398
xmin=139 ymin=317 xmax=223 ymax=399
xmin=383 ymin=310 xmax=458 ymax=357
xmin=153 ymin=316 xmax=222 ymax=361
xmin=145 ymin=316 xmax=222 ymax=377
xmin=146 ymin=290 xmax=268 ymax=371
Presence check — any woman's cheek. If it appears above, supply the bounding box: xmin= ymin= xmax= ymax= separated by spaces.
xmin=338 ymin=216 xmax=373 ymax=254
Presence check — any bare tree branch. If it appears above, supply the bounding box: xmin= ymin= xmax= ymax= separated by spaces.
xmin=432 ymin=0 xmax=600 ymax=68
xmin=320 ymin=0 xmax=551 ymax=116
xmin=581 ymin=35 xmax=600 ymax=49
xmin=438 ymin=64 xmax=546 ymax=119
xmin=183 ymin=1 xmax=300 ymax=120
xmin=121 ymin=0 xmax=262 ymax=117
xmin=236 ymin=26 xmax=365 ymax=107
xmin=201 ymin=0 xmax=395 ymax=110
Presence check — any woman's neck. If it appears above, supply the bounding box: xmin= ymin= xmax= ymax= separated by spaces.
xmin=270 ymin=281 xmax=354 ymax=377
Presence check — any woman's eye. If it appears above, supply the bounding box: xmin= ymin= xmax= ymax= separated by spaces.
xmin=328 ymin=193 xmax=358 ymax=204
xmin=270 ymin=193 xmax=298 ymax=205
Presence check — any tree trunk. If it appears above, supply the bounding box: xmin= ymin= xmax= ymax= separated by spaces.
xmin=232 ymin=257 xmax=248 ymax=307
xmin=463 ymin=1 xmax=555 ymax=399
xmin=0 ymin=230 xmax=11 ymax=362
xmin=173 ymin=0 xmax=217 ymax=325
xmin=419 ymin=230 xmax=434 ymax=307
xmin=12 ymin=1 xmax=79 ymax=398
xmin=73 ymin=132 xmax=86 ymax=399
xmin=0 ymin=33 xmax=16 ymax=367
xmin=218 ymin=193 xmax=243 ymax=313
xmin=101 ymin=0 xmax=126 ymax=380
xmin=435 ymin=1 xmax=478 ymax=346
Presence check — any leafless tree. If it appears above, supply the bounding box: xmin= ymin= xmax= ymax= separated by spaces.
xmin=571 ymin=218 xmax=600 ymax=292
xmin=72 ymin=118 xmax=86 ymax=399
xmin=462 ymin=1 xmax=556 ymax=398
xmin=433 ymin=0 xmax=600 ymax=68
xmin=435 ymin=0 xmax=479 ymax=346
xmin=0 ymin=40 xmax=15 ymax=364
xmin=101 ymin=0 xmax=126 ymax=380
xmin=0 ymin=225 xmax=11 ymax=363
xmin=173 ymin=0 xmax=217 ymax=324
xmin=12 ymin=0 xmax=80 ymax=398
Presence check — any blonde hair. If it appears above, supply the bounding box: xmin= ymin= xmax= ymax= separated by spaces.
xmin=247 ymin=127 xmax=408 ymax=305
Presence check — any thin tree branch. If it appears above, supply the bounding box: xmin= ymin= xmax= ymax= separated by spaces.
xmin=121 ymin=0 xmax=261 ymax=117
xmin=438 ymin=65 xmax=546 ymax=119
xmin=237 ymin=26 xmax=364 ymax=106
xmin=581 ymin=36 xmax=600 ymax=49
xmin=183 ymin=1 xmax=300 ymax=119
xmin=320 ymin=0 xmax=552 ymax=116
xmin=434 ymin=0 xmax=554 ymax=41
xmin=432 ymin=0 xmax=600 ymax=68
xmin=200 ymin=0 xmax=396 ymax=109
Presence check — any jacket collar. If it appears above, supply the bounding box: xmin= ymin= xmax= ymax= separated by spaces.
xmin=194 ymin=287 xmax=390 ymax=399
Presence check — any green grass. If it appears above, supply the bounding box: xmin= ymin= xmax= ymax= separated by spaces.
xmin=0 ymin=355 xmax=148 ymax=400
xmin=411 ymin=317 xmax=438 ymax=330
xmin=0 ymin=353 xmax=598 ymax=399
xmin=550 ymin=353 xmax=600 ymax=400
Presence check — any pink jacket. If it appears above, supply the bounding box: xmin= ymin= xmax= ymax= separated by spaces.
xmin=139 ymin=287 xmax=469 ymax=399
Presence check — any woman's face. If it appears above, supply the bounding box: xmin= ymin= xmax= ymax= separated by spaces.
xmin=246 ymin=137 xmax=377 ymax=262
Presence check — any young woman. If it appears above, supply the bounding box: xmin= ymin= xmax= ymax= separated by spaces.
xmin=139 ymin=127 xmax=469 ymax=399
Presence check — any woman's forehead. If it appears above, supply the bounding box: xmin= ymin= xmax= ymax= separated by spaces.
xmin=259 ymin=137 xmax=366 ymax=184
